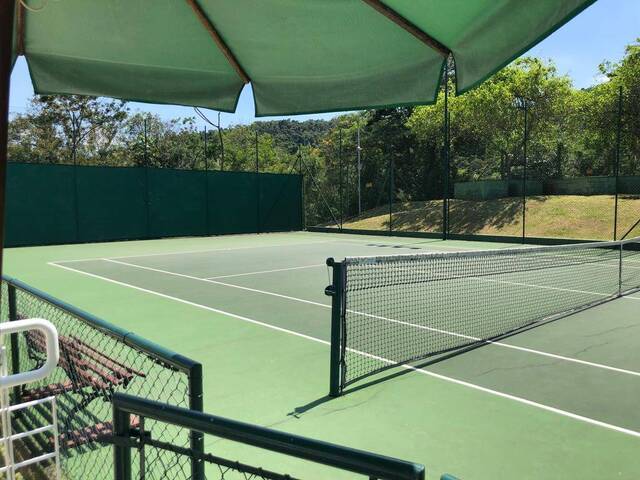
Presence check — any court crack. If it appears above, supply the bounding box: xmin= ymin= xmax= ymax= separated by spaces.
xmin=472 ymin=360 xmax=563 ymax=378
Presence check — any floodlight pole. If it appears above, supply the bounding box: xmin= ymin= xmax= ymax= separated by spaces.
xmin=0 ymin=0 xmax=16 ymax=282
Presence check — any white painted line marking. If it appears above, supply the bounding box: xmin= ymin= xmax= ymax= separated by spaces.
xmin=48 ymin=261 xmax=640 ymax=439
xmin=74 ymin=259 xmax=640 ymax=378
xmin=52 ymin=239 xmax=340 ymax=264
xmin=205 ymin=264 xmax=325 ymax=280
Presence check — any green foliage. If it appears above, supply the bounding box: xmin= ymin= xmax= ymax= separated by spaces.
xmin=6 ymin=39 xmax=640 ymax=230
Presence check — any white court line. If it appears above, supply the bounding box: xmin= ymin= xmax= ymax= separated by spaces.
xmin=102 ymin=259 xmax=330 ymax=309
xmin=205 ymin=264 xmax=325 ymax=280
xmin=48 ymin=261 xmax=640 ymax=439
xmin=51 ymin=239 xmax=340 ymax=265
xmin=95 ymin=258 xmax=640 ymax=378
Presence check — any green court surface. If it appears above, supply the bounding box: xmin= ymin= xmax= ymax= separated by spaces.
xmin=5 ymin=231 xmax=640 ymax=479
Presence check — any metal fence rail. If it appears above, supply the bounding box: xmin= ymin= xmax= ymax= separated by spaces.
xmin=0 ymin=275 xmax=204 ymax=480
xmin=112 ymin=393 xmax=426 ymax=480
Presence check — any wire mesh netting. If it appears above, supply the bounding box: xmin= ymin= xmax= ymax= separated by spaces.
xmin=132 ymin=431 xmax=296 ymax=480
xmin=305 ymin=86 xmax=640 ymax=245
xmin=448 ymin=100 xmax=525 ymax=238
xmin=0 ymin=278 xmax=200 ymax=480
xmin=335 ymin=238 xmax=640 ymax=389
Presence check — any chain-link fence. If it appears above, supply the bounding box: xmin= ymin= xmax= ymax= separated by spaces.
xmin=111 ymin=393 xmax=426 ymax=480
xmin=307 ymin=87 xmax=640 ymax=244
xmin=0 ymin=276 xmax=203 ymax=480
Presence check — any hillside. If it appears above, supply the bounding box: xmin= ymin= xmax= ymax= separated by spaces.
xmin=337 ymin=195 xmax=640 ymax=240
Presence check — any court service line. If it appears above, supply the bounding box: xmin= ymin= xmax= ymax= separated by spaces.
xmin=47 ymin=261 xmax=640 ymax=440
xmin=51 ymin=239 xmax=340 ymax=265
xmin=98 ymin=258 xmax=640 ymax=378
xmin=102 ymin=259 xmax=330 ymax=309
xmin=205 ymin=264 xmax=325 ymax=280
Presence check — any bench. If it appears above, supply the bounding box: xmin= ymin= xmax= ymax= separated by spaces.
xmin=16 ymin=327 xmax=145 ymax=448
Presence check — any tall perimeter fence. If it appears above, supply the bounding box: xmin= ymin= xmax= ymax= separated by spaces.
xmin=306 ymin=86 xmax=640 ymax=244
xmin=5 ymin=162 xmax=302 ymax=247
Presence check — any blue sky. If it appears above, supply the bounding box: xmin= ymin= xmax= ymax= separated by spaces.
xmin=8 ymin=0 xmax=639 ymax=128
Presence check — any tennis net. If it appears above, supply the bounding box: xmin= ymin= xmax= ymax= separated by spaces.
xmin=326 ymin=237 xmax=640 ymax=395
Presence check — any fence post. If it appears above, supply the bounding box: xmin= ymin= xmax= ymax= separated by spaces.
xmin=113 ymin=405 xmax=132 ymax=480
xmin=299 ymin=151 xmax=306 ymax=230
xmin=339 ymin=129 xmax=344 ymax=230
xmin=613 ymin=86 xmax=623 ymax=240
xmin=189 ymin=363 xmax=205 ymax=480
xmin=326 ymin=258 xmax=345 ymax=397
xmin=144 ymin=117 xmax=151 ymax=239
xmin=256 ymin=130 xmax=261 ymax=234
xmin=442 ymin=64 xmax=450 ymax=240
xmin=522 ymin=102 xmax=528 ymax=244
xmin=389 ymin=156 xmax=394 ymax=233
xmin=8 ymin=282 xmax=21 ymax=404
xmin=204 ymin=126 xmax=210 ymax=236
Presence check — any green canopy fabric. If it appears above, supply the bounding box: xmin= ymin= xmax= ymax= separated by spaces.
xmin=11 ymin=0 xmax=595 ymax=116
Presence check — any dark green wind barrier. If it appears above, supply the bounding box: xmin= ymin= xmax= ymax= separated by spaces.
xmin=5 ymin=163 xmax=302 ymax=247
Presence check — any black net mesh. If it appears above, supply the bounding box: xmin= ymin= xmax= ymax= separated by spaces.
xmin=338 ymin=238 xmax=640 ymax=388
xmin=0 ymin=279 xmax=198 ymax=480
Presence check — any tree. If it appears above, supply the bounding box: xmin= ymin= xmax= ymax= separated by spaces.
xmin=30 ymin=95 xmax=128 ymax=164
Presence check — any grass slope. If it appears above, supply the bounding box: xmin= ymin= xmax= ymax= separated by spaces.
xmin=341 ymin=195 xmax=640 ymax=240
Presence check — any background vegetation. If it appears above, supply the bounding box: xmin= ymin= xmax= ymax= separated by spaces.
xmin=7 ymin=39 xmax=640 ymax=235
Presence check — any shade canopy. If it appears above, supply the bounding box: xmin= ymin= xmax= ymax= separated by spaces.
xmin=11 ymin=0 xmax=595 ymax=116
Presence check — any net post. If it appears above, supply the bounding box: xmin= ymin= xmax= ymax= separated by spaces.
xmin=619 ymin=241 xmax=623 ymax=296
xmin=326 ymin=258 xmax=345 ymax=397
xmin=188 ymin=362 xmax=205 ymax=480
xmin=7 ymin=282 xmax=22 ymax=404
xmin=113 ymin=404 xmax=132 ymax=480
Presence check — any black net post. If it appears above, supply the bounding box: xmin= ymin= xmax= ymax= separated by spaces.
xmin=614 ymin=86 xmax=623 ymax=240
xmin=325 ymin=258 xmax=345 ymax=397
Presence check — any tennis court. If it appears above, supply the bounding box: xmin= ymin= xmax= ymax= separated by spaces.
xmin=5 ymin=230 xmax=640 ymax=479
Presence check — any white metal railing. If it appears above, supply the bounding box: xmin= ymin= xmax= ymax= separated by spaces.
xmin=0 ymin=319 xmax=60 ymax=480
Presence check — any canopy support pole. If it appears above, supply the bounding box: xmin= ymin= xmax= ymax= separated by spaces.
xmin=0 ymin=0 xmax=16 ymax=282
xmin=361 ymin=0 xmax=450 ymax=57
xmin=185 ymin=0 xmax=250 ymax=84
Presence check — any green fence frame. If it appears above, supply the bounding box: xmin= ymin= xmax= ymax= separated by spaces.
xmin=2 ymin=275 xmax=204 ymax=479
xmin=112 ymin=393 xmax=426 ymax=480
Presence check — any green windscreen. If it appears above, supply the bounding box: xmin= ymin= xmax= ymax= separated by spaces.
xmin=147 ymin=169 xmax=208 ymax=238
xmin=6 ymin=163 xmax=77 ymax=246
xmin=76 ymin=166 xmax=148 ymax=242
xmin=5 ymin=163 xmax=302 ymax=247
xmin=209 ymin=171 xmax=259 ymax=235
xmin=260 ymin=173 xmax=303 ymax=232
